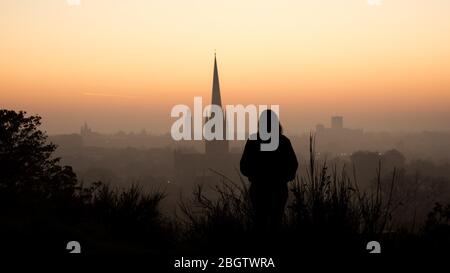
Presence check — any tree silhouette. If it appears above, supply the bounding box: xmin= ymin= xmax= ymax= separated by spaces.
xmin=0 ymin=109 xmax=77 ymax=201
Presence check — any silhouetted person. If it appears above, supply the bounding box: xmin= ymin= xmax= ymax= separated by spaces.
xmin=240 ymin=110 xmax=298 ymax=233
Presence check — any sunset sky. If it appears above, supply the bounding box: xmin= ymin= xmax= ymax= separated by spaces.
xmin=1 ymin=0 xmax=450 ymax=134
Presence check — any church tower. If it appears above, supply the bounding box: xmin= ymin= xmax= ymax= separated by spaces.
xmin=205 ymin=54 xmax=229 ymax=156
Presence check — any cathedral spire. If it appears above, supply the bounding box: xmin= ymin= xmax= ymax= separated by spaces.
xmin=211 ymin=53 xmax=222 ymax=107
xmin=205 ymin=53 xmax=228 ymax=156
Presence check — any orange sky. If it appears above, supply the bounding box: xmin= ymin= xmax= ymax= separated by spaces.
xmin=1 ymin=0 xmax=450 ymax=134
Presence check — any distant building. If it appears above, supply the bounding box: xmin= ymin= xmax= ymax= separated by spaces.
xmin=315 ymin=116 xmax=364 ymax=156
xmin=331 ymin=116 xmax=344 ymax=129
xmin=79 ymin=121 xmax=174 ymax=148
xmin=80 ymin=122 xmax=92 ymax=137
xmin=315 ymin=124 xmax=325 ymax=132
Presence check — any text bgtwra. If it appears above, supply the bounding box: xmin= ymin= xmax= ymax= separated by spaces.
xmin=174 ymin=257 xmax=275 ymax=270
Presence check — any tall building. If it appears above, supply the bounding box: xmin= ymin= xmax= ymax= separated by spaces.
xmin=205 ymin=54 xmax=229 ymax=156
xmin=331 ymin=116 xmax=344 ymax=129
xmin=174 ymin=54 xmax=239 ymax=187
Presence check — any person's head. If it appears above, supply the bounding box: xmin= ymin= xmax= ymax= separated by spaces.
xmin=258 ymin=109 xmax=282 ymax=135
xmin=257 ymin=109 xmax=281 ymax=151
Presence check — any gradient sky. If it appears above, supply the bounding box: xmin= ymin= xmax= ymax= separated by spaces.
xmin=1 ymin=0 xmax=450 ymax=134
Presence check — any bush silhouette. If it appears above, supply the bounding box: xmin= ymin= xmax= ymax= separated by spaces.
xmin=0 ymin=109 xmax=169 ymax=254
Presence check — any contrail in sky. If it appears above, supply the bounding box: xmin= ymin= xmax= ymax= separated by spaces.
xmin=82 ymin=92 xmax=140 ymax=99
